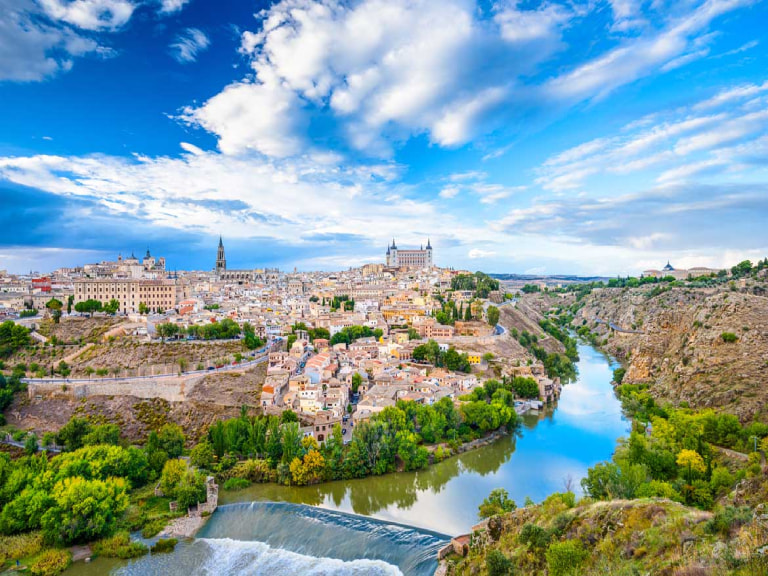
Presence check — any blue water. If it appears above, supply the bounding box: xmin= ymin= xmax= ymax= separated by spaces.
xmin=65 ymin=341 xmax=626 ymax=576
xmin=225 ymin=342 xmax=630 ymax=535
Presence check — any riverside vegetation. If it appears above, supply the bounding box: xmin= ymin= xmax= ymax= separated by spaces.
xmin=0 ymin=370 xmax=533 ymax=574
xmin=446 ymin=268 xmax=768 ymax=576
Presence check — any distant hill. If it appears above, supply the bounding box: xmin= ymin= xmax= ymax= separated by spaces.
xmin=489 ymin=273 xmax=610 ymax=283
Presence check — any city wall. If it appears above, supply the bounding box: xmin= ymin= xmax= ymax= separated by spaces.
xmin=27 ymin=375 xmax=205 ymax=403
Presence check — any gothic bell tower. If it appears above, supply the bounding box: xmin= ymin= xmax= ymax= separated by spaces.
xmin=216 ymin=236 xmax=227 ymax=275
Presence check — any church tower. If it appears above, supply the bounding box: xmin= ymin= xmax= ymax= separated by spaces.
xmin=216 ymin=236 xmax=227 ymax=275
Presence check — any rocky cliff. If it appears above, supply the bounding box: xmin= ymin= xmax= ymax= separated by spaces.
xmin=574 ymin=285 xmax=768 ymax=422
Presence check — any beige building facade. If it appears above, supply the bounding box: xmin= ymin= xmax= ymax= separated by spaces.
xmin=74 ymin=278 xmax=177 ymax=313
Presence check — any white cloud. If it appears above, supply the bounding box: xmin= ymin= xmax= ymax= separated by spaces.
xmin=158 ymin=0 xmax=190 ymax=14
xmin=169 ymin=27 xmax=210 ymax=63
xmin=494 ymin=1 xmax=572 ymax=44
xmin=181 ymin=77 xmax=307 ymax=157
xmin=0 ymin=150 xmax=489 ymax=253
xmin=439 ymin=185 xmax=460 ymax=199
xmin=608 ymin=0 xmax=646 ymax=31
xmin=468 ymin=248 xmax=496 ymax=259
xmin=183 ymin=0 xmax=586 ymax=158
xmin=545 ymin=0 xmax=751 ymax=102
xmin=39 ymin=0 xmax=135 ymax=31
xmin=535 ymin=79 xmax=768 ymax=192
xmin=0 ymin=0 xmax=107 ymax=81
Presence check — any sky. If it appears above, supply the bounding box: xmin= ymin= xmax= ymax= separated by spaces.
xmin=1 ymin=0 xmax=767 ymax=275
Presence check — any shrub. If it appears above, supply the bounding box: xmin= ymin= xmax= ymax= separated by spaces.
xmin=546 ymin=540 xmax=588 ymax=576
xmin=93 ymin=531 xmax=148 ymax=559
xmin=0 ymin=532 xmax=44 ymax=563
xmin=223 ymin=477 xmax=250 ymax=491
xmin=721 ymin=332 xmax=738 ymax=343
xmin=151 ymin=538 xmax=177 ymax=553
xmin=705 ymin=506 xmax=753 ymax=537
xmin=29 ymin=549 xmax=72 ymax=576
xmin=519 ymin=523 xmax=551 ymax=550
xmin=486 ymin=549 xmax=514 ymax=576
xmin=141 ymin=517 xmax=170 ymax=539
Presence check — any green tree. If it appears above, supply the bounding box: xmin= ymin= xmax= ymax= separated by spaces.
xmin=45 ymin=299 xmax=63 ymax=324
xmin=41 ymin=476 xmax=129 ymax=545
xmin=479 ymin=488 xmax=517 ymax=518
xmin=351 ymin=372 xmax=363 ymax=394
xmin=157 ymin=424 xmax=185 ymax=458
xmin=190 ymin=441 xmax=215 ymax=470
xmin=160 ymin=459 xmax=188 ymax=497
xmin=102 ymin=299 xmax=120 ymax=315
xmin=138 ymin=302 xmax=149 ymax=315
xmin=56 ymin=417 xmax=91 ymax=451
xmin=486 ymin=305 xmax=500 ymax=326
xmin=512 ymin=376 xmax=539 ymax=399
xmin=24 ymin=433 xmax=39 ymax=455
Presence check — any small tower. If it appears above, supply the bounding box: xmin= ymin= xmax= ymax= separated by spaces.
xmin=426 ymin=238 xmax=432 ymax=266
xmin=216 ymin=236 xmax=227 ymax=275
xmin=390 ymin=238 xmax=398 ymax=267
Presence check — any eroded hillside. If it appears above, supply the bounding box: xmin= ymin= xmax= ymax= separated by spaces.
xmin=574 ymin=285 xmax=768 ymax=422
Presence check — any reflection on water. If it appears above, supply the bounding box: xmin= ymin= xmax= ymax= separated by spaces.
xmin=221 ymin=343 xmax=629 ymax=535
xmin=63 ymin=341 xmax=627 ymax=576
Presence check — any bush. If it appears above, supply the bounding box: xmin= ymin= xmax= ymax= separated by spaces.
xmin=0 ymin=532 xmax=44 ymax=563
xmin=721 ymin=332 xmax=738 ymax=343
xmin=486 ymin=549 xmax=514 ymax=576
xmin=93 ymin=531 xmax=148 ymax=559
xmin=705 ymin=506 xmax=753 ymax=537
xmin=546 ymin=540 xmax=588 ymax=576
xmin=519 ymin=523 xmax=551 ymax=550
xmin=151 ymin=538 xmax=177 ymax=553
xmin=29 ymin=549 xmax=72 ymax=576
xmin=223 ymin=477 xmax=250 ymax=491
xmin=141 ymin=517 xmax=170 ymax=539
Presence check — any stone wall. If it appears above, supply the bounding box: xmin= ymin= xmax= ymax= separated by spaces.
xmin=27 ymin=375 xmax=205 ymax=403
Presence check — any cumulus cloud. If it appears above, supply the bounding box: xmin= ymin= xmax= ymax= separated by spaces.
xmin=177 ymin=0 xmax=753 ymax=160
xmin=183 ymin=0 xmax=584 ymax=157
xmin=39 ymin=0 xmax=135 ymax=31
xmin=169 ymin=27 xmax=210 ymax=63
xmin=0 ymin=0 xmax=129 ymax=82
xmin=158 ymin=0 xmax=190 ymax=14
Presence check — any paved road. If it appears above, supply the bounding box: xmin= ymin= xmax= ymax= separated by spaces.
xmin=2 ymin=435 xmax=62 ymax=453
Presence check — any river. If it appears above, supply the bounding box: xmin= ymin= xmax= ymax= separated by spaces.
xmin=65 ymin=341 xmax=628 ymax=576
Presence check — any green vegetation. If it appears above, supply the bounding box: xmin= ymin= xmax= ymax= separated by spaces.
xmin=92 ymin=531 xmax=148 ymax=559
xmin=74 ymin=299 xmax=103 ymax=314
xmin=150 ymin=538 xmax=177 ymax=554
xmin=478 ymin=488 xmax=517 ymax=518
xmin=29 ymin=548 xmax=71 ymax=576
xmin=185 ymin=318 xmax=241 ymax=340
xmin=486 ymin=305 xmax=500 ymax=327
xmin=453 ymin=493 xmax=768 ymax=576
xmin=0 ymin=320 xmax=31 ymax=358
xmin=412 ymin=339 xmax=471 ymax=372
xmin=329 ymin=325 xmax=383 ymax=346
xmin=450 ymin=272 xmax=500 ymax=298
xmin=721 ymin=331 xmax=739 ymax=343
xmin=202 ymin=394 xmax=515 ymax=488
xmin=516 ymin=329 xmax=576 ymax=380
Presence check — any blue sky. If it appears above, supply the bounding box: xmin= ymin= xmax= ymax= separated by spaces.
xmin=1 ymin=0 xmax=767 ymax=275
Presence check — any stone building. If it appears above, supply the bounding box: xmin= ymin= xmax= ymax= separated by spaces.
xmin=74 ymin=278 xmax=177 ymax=313
xmin=385 ymin=238 xmax=433 ymax=269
